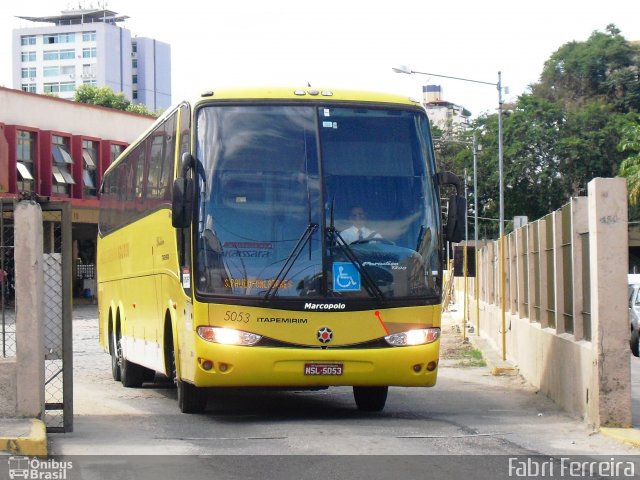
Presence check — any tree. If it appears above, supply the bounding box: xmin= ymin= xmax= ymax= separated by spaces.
xmin=618 ymin=119 xmax=640 ymax=205
xmin=535 ymin=24 xmax=640 ymax=113
xmin=462 ymin=25 xmax=640 ymax=237
xmin=74 ymin=84 xmax=156 ymax=116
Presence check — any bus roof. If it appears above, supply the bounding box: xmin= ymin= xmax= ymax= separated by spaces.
xmin=191 ymin=86 xmax=422 ymax=107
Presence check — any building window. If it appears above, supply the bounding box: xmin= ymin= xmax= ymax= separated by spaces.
xmin=16 ymin=131 xmax=36 ymax=192
xmin=82 ymin=140 xmax=98 ymax=197
xmin=60 ymin=82 xmax=75 ymax=93
xmin=44 ymin=49 xmax=75 ymax=61
xmin=82 ymin=80 xmax=97 ymax=86
xmin=20 ymin=35 xmax=36 ymax=46
xmin=44 ymin=82 xmax=76 ymax=94
xmin=111 ymin=144 xmax=125 ymax=163
xmin=43 ymin=50 xmax=59 ymax=61
xmin=51 ymin=135 xmax=75 ymax=195
xmin=132 ymin=59 xmax=137 ymax=69
xmin=132 ymin=90 xmax=138 ymax=100
xmin=82 ymin=64 xmax=96 ymax=77
xmin=82 ymin=31 xmax=96 ymax=42
xmin=82 ymin=48 xmax=97 ymax=59
xmin=21 ymin=84 xmax=36 ymax=93
xmin=21 ymin=68 xmax=36 ymax=79
xmin=44 ymin=33 xmax=75 ymax=44
xmin=44 ymin=66 xmax=60 ymax=77
xmin=132 ymin=75 xmax=138 ymax=84
xmin=21 ymin=51 xmax=36 ymax=62
xmin=61 ymin=66 xmax=75 ymax=76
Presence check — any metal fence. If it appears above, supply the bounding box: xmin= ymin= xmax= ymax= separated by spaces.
xmin=42 ymin=204 xmax=73 ymax=433
xmin=0 ymin=199 xmax=73 ymax=433
xmin=0 ymin=201 xmax=16 ymax=358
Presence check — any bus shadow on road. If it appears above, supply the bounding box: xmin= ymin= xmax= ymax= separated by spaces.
xmin=155 ymin=385 xmax=396 ymax=421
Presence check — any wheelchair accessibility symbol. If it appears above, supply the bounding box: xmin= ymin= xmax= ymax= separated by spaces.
xmin=333 ymin=262 xmax=361 ymax=292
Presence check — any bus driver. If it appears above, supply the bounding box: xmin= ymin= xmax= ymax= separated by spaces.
xmin=340 ymin=206 xmax=382 ymax=244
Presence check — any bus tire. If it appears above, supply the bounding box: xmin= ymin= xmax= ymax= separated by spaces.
xmin=121 ymin=357 xmax=145 ymax=388
xmin=353 ymin=386 xmax=388 ymax=412
xmin=177 ymin=380 xmax=208 ymax=414
xmin=110 ymin=329 xmax=121 ymax=382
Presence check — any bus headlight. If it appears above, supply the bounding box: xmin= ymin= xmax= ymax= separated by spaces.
xmin=384 ymin=328 xmax=440 ymax=346
xmin=197 ymin=326 xmax=262 ymax=346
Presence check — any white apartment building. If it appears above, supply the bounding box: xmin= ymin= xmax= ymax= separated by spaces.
xmin=422 ymin=85 xmax=471 ymax=134
xmin=11 ymin=8 xmax=171 ymax=112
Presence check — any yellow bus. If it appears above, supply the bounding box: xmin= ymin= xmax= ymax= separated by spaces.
xmin=97 ymin=86 xmax=465 ymax=413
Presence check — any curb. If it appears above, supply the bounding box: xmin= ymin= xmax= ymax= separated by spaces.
xmin=466 ymin=330 xmax=519 ymax=376
xmin=599 ymin=427 xmax=640 ymax=447
xmin=0 ymin=418 xmax=48 ymax=456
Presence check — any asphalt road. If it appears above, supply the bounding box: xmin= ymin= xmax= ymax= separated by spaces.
xmin=43 ymin=305 xmax=640 ymax=479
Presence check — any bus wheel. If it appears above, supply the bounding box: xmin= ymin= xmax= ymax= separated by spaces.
xmin=121 ymin=357 xmax=145 ymax=388
xmin=177 ymin=380 xmax=208 ymax=414
xmin=353 ymin=386 xmax=388 ymax=412
xmin=110 ymin=330 xmax=121 ymax=382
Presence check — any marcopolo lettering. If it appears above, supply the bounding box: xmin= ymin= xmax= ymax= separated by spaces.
xmin=304 ymin=303 xmax=346 ymax=310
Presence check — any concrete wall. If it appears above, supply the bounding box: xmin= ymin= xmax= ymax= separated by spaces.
xmin=0 ymin=201 xmax=45 ymax=418
xmin=460 ymin=178 xmax=631 ymax=428
xmin=0 ymin=87 xmax=153 ymax=143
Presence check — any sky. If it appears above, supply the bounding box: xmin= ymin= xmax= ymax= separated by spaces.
xmin=1 ymin=0 xmax=640 ymax=117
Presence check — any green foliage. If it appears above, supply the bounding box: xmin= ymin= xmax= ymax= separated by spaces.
xmin=535 ymin=24 xmax=640 ymax=113
xmin=440 ymin=24 xmax=640 ymax=238
xmin=74 ymin=84 xmax=130 ymax=110
xmin=74 ymin=84 xmax=157 ymax=116
xmin=618 ymin=119 xmax=640 ymax=206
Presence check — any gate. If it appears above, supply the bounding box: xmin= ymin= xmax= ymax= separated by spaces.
xmin=0 ymin=198 xmax=73 ymax=432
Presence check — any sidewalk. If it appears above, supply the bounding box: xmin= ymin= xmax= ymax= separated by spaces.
xmin=442 ymin=304 xmax=640 ymax=448
xmin=0 ymin=418 xmax=47 ymax=456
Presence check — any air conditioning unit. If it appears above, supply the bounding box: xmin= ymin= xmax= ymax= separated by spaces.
xmin=29 ymin=77 xmax=35 ymax=81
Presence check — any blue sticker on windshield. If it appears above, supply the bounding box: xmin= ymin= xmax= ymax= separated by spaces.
xmin=333 ymin=262 xmax=361 ymax=292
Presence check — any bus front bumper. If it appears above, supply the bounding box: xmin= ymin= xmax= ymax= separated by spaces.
xmin=189 ymin=339 xmax=440 ymax=388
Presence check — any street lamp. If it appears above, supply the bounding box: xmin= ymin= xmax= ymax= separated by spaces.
xmin=392 ymin=65 xmax=504 ymax=237
xmin=393 ymin=65 xmax=507 ymax=359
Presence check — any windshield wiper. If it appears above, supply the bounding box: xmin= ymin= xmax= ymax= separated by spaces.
xmin=326 ymin=226 xmax=386 ymax=304
xmin=263 ymin=223 xmax=318 ymax=301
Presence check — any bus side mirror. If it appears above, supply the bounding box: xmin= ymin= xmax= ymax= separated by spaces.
xmin=437 ymin=171 xmax=465 ymax=244
xmin=172 ymin=153 xmax=195 ymax=228
xmin=172 ymin=177 xmax=194 ymax=228
xmin=445 ymin=194 xmax=466 ymax=243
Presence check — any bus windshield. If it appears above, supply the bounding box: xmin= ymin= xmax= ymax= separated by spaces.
xmin=194 ymin=104 xmax=441 ymax=302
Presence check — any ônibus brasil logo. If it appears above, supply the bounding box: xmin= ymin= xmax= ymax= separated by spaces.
xmin=8 ymin=457 xmax=73 ymax=480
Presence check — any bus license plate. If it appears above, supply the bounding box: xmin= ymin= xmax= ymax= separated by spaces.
xmin=304 ymin=363 xmax=343 ymax=376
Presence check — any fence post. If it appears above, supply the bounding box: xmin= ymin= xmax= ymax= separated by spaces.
xmin=587 ymin=177 xmax=630 ymax=427
xmin=15 ymin=200 xmax=45 ymax=418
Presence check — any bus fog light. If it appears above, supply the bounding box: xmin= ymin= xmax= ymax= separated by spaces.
xmin=426 ymin=361 xmax=437 ymax=371
xmin=219 ymin=363 xmax=229 ymax=372
xmin=384 ymin=328 xmax=440 ymax=346
xmin=412 ymin=364 xmax=422 ymax=372
xmin=201 ymin=360 xmax=214 ymax=371
xmin=197 ymin=326 xmax=262 ymax=346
